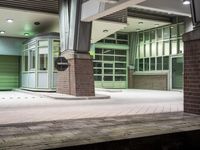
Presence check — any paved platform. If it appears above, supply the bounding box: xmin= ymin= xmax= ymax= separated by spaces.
xmin=0 ymin=89 xmax=183 ymax=124
xmin=0 ymin=112 xmax=200 ymax=150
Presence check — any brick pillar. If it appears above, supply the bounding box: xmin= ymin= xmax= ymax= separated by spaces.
xmin=183 ymin=28 xmax=200 ymax=114
xmin=57 ymin=52 xmax=95 ymax=96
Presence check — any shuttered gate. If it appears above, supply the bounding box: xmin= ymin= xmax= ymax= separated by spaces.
xmin=0 ymin=56 xmax=20 ymax=90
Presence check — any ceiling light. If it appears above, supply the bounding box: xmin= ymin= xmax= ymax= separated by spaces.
xmin=136 ymin=29 xmax=140 ymax=32
xmin=155 ymin=24 xmax=159 ymax=27
xmin=103 ymin=29 xmax=109 ymax=33
xmin=24 ymin=33 xmax=30 ymax=36
xmin=7 ymin=19 xmax=14 ymax=23
xmin=138 ymin=22 xmax=143 ymax=25
xmin=0 ymin=31 xmax=5 ymax=34
xmin=183 ymin=0 xmax=190 ymax=5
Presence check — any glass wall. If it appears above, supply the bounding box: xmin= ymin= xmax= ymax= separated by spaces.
xmin=135 ymin=23 xmax=184 ymax=72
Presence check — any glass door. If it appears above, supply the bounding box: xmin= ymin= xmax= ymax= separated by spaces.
xmin=172 ymin=56 xmax=183 ymax=89
xmin=102 ymin=62 xmax=114 ymax=88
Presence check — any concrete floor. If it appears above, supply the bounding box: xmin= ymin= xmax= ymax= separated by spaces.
xmin=0 ymin=89 xmax=183 ymax=124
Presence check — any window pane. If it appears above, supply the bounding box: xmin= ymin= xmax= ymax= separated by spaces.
xmin=104 ymin=63 xmax=113 ymax=68
xmin=94 ymin=76 xmax=102 ymax=81
xmin=163 ymin=27 xmax=170 ymax=39
xmin=115 ymin=63 xmax=126 ymax=68
xmin=94 ymin=69 xmax=102 ymax=74
xmin=171 ymin=25 xmax=177 ymax=38
xmin=150 ymin=58 xmax=155 ymax=71
xmin=145 ymin=58 xmax=149 ymax=71
xmin=93 ymin=62 xmax=102 ymax=68
xmin=24 ymin=51 xmax=28 ymax=71
xmin=115 ymin=76 xmax=126 ymax=81
xmin=117 ymin=41 xmax=128 ymax=45
xmin=105 ymin=39 xmax=116 ymax=44
xmin=103 ymin=49 xmax=114 ymax=54
xmin=157 ymin=28 xmax=162 ymax=41
xmin=53 ymin=40 xmax=60 ymax=71
xmin=117 ymin=34 xmax=128 ymax=40
xmin=139 ymin=59 xmax=143 ymax=71
xmin=164 ymin=41 xmax=170 ymax=55
xmin=115 ymin=69 xmax=126 ymax=74
xmin=145 ymin=44 xmax=150 ymax=57
xmin=135 ymin=59 xmax=138 ymax=71
xmin=115 ymin=56 xmax=126 ymax=62
xmin=39 ymin=47 xmax=48 ymax=71
xmin=151 ymin=43 xmax=157 ymax=57
xmin=157 ymin=57 xmax=162 ymax=70
xmin=171 ymin=40 xmax=177 ymax=55
xmin=178 ymin=23 xmax=185 ymax=36
xmin=95 ymin=55 xmax=102 ymax=61
xmin=144 ymin=32 xmax=150 ymax=43
xmin=115 ymin=50 xmax=126 ymax=56
xmin=157 ymin=42 xmax=163 ymax=56
xmin=139 ymin=33 xmax=143 ymax=44
xmin=150 ymin=30 xmax=156 ymax=42
xmin=179 ymin=39 xmax=184 ymax=53
xmin=139 ymin=44 xmax=144 ymax=58
xmin=107 ymin=34 xmax=115 ymax=39
xmin=104 ymin=56 xmax=114 ymax=61
xmin=104 ymin=69 xmax=113 ymax=74
xmin=38 ymin=40 xmax=48 ymax=47
xmin=104 ymin=76 xmax=113 ymax=81
xmin=95 ymin=48 xmax=102 ymax=54
xmin=163 ymin=56 xmax=169 ymax=70
xmin=29 ymin=49 xmax=35 ymax=70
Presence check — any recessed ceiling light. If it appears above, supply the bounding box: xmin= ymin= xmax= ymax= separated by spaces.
xmin=136 ymin=29 xmax=140 ymax=32
xmin=103 ymin=29 xmax=109 ymax=33
xmin=7 ymin=19 xmax=14 ymax=23
xmin=138 ymin=22 xmax=143 ymax=25
xmin=0 ymin=31 xmax=5 ymax=34
xmin=34 ymin=22 xmax=40 ymax=25
xmin=183 ymin=0 xmax=190 ymax=5
xmin=155 ymin=24 xmax=159 ymax=27
xmin=24 ymin=33 xmax=30 ymax=36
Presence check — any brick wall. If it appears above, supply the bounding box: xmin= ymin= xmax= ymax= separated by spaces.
xmin=57 ymin=53 xmax=95 ymax=96
xmin=183 ymin=28 xmax=200 ymax=114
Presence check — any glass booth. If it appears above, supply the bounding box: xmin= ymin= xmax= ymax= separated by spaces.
xmin=21 ymin=33 xmax=60 ymax=91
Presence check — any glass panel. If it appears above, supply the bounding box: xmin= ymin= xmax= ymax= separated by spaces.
xmin=29 ymin=49 xmax=35 ymax=70
xmin=104 ymin=69 xmax=113 ymax=74
xmin=115 ymin=63 xmax=126 ymax=68
xmin=95 ymin=55 xmax=102 ymax=61
xmin=157 ymin=28 xmax=162 ymax=41
xmin=151 ymin=43 xmax=157 ymax=57
xmin=139 ymin=33 xmax=143 ymax=44
xmin=115 ymin=69 xmax=126 ymax=74
xmin=94 ymin=69 xmax=102 ymax=74
xmin=139 ymin=44 xmax=144 ymax=58
xmin=24 ymin=51 xmax=28 ymax=71
xmin=150 ymin=30 xmax=156 ymax=42
xmin=179 ymin=39 xmax=184 ymax=53
xmin=39 ymin=47 xmax=48 ymax=71
xmin=115 ymin=76 xmax=126 ymax=81
xmin=145 ymin=44 xmax=150 ymax=57
xmin=95 ymin=48 xmax=102 ymax=54
xmin=52 ymin=40 xmax=60 ymax=71
xmin=150 ymin=58 xmax=155 ymax=71
xmin=157 ymin=57 xmax=162 ymax=70
xmin=139 ymin=59 xmax=143 ymax=71
xmin=103 ymin=49 xmax=114 ymax=54
xmin=172 ymin=57 xmax=183 ymax=89
xmin=93 ymin=62 xmax=102 ymax=68
xmin=104 ymin=56 xmax=114 ymax=61
xmin=117 ymin=33 xmax=128 ymax=40
xmin=38 ymin=40 xmax=48 ymax=47
xmin=107 ymin=34 xmax=115 ymax=39
xmin=145 ymin=58 xmax=149 ymax=71
xmin=115 ymin=56 xmax=126 ymax=62
xmin=157 ymin=42 xmax=163 ymax=56
xmin=178 ymin=23 xmax=185 ymax=36
xmin=163 ymin=41 xmax=170 ymax=55
xmin=171 ymin=25 xmax=177 ymax=38
xmin=171 ymin=40 xmax=177 ymax=55
xmin=163 ymin=27 xmax=170 ymax=39
xmin=104 ymin=63 xmax=113 ymax=68
xmin=163 ymin=56 xmax=169 ymax=70
xmin=94 ymin=76 xmax=102 ymax=81
xmin=104 ymin=39 xmax=116 ymax=44
xmin=135 ymin=59 xmax=138 ymax=71
xmin=98 ymin=40 xmax=104 ymax=43
xmin=104 ymin=76 xmax=113 ymax=81
xmin=115 ymin=50 xmax=126 ymax=56
xmin=117 ymin=40 xmax=128 ymax=45
xmin=144 ymin=32 xmax=150 ymax=43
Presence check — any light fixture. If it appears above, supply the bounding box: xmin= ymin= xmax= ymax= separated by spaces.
xmin=182 ymin=0 xmax=190 ymax=5
xmin=136 ymin=29 xmax=140 ymax=32
xmin=155 ymin=24 xmax=159 ymax=27
xmin=24 ymin=33 xmax=30 ymax=36
xmin=103 ymin=29 xmax=109 ymax=33
xmin=7 ymin=19 xmax=14 ymax=23
xmin=138 ymin=22 xmax=143 ymax=25
xmin=0 ymin=31 xmax=5 ymax=34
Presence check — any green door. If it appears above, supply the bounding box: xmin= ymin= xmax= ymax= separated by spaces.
xmin=172 ymin=57 xmax=183 ymax=89
xmin=0 ymin=56 xmax=20 ymax=90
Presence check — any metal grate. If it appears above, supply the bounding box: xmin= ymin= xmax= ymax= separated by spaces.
xmin=0 ymin=0 xmax=59 ymax=14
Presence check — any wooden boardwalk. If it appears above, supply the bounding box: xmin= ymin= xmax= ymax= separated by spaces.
xmin=0 ymin=112 xmax=200 ymax=149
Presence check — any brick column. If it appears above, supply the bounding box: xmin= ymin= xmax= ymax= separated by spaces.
xmin=183 ymin=28 xmax=200 ymax=114
xmin=57 ymin=52 xmax=95 ymax=96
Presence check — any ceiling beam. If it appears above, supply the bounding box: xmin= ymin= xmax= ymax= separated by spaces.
xmin=81 ymin=0 xmax=145 ymax=22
